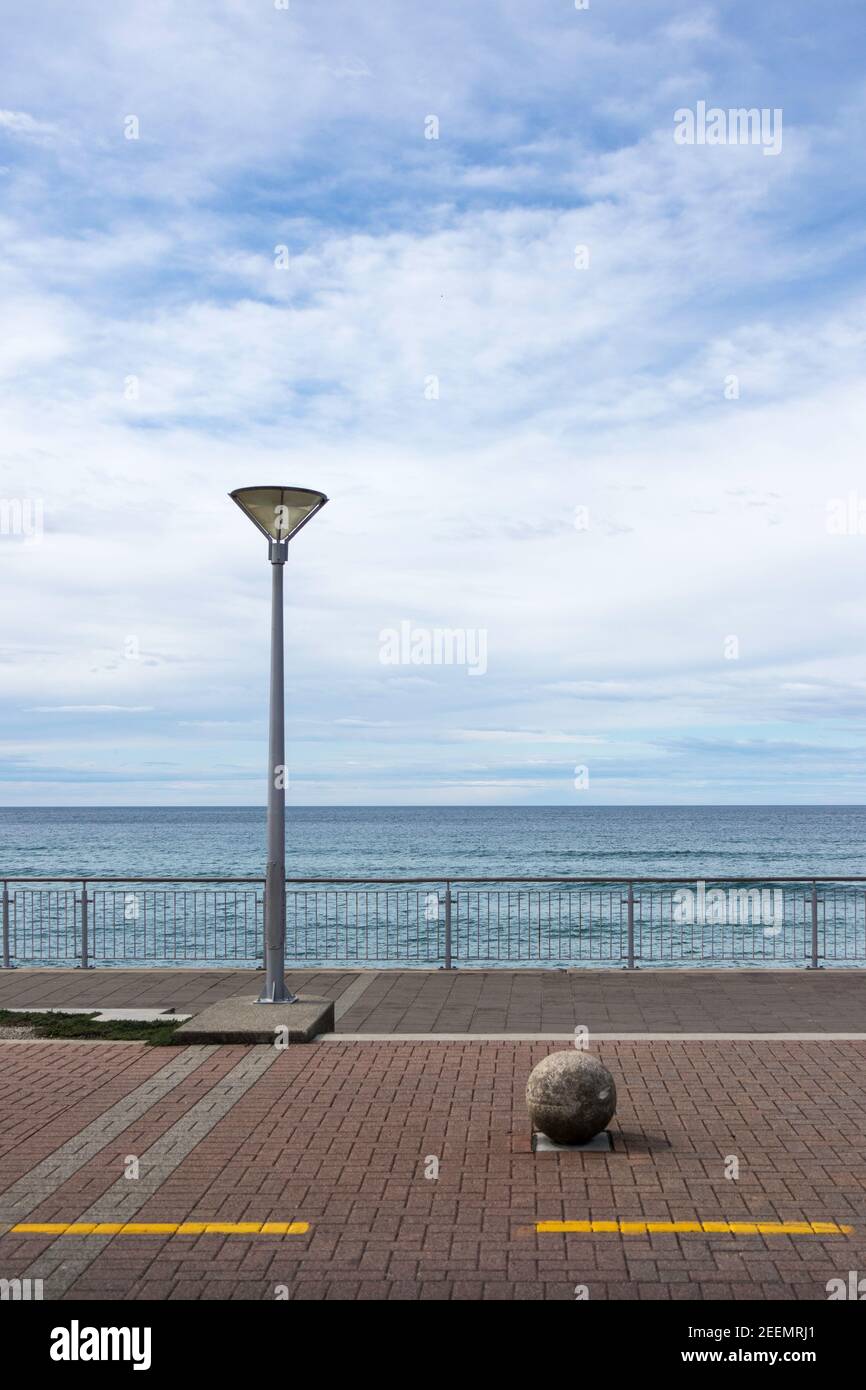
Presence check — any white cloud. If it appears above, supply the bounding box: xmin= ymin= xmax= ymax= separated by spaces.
xmin=26 ymin=705 xmax=154 ymax=713
xmin=0 ymin=2 xmax=865 ymax=802
xmin=0 ymin=109 xmax=63 ymax=143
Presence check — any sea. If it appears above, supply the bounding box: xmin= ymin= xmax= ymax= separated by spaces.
xmin=2 ymin=806 xmax=865 ymax=968
xmin=1 ymin=804 xmax=865 ymax=880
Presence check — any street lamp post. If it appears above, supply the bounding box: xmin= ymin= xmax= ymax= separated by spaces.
xmin=230 ymin=485 xmax=328 ymax=1004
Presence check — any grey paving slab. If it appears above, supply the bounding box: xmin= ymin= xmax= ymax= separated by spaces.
xmin=173 ymin=996 xmax=334 ymax=1043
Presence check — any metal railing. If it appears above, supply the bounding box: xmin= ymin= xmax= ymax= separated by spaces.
xmin=3 ymin=875 xmax=866 ymax=969
xmin=1 ymin=878 xmax=263 ymax=969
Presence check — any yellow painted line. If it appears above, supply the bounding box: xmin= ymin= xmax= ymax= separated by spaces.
xmin=11 ymin=1221 xmax=309 ymax=1237
xmin=536 ymin=1219 xmax=852 ymax=1237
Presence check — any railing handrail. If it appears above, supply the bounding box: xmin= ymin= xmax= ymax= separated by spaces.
xmin=3 ymin=874 xmax=866 ymax=885
xmin=0 ymin=876 xmax=265 ymax=884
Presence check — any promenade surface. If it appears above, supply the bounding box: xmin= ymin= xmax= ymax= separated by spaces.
xmin=1 ymin=969 xmax=865 ymax=1300
xmin=1 ymin=966 xmax=865 ymax=1033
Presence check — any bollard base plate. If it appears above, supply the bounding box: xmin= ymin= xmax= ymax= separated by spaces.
xmin=532 ymin=1130 xmax=613 ymax=1153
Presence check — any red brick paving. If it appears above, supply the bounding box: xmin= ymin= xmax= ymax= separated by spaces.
xmin=17 ymin=1046 xmax=251 ymax=1228
xmin=2 ymin=1037 xmax=866 ymax=1299
xmin=0 ymin=1042 xmax=170 ymax=1187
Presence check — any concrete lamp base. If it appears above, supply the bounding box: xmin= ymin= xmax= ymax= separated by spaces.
xmin=174 ymin=996 xmax=334 ymax=1044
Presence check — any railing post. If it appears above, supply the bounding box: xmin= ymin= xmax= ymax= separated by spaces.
xmin=2 ymin=881 xmax=12 ymax=969
xmin=256 ymin=884 xmax=265 ymax=969
xmin=625 ymin=882 xmax=635 ymax=970
xmin=444 ymin=881 xmax=453 ymax=970
xmin=78 ymin=880 xmax=91 ymax=970
xmin=808 ymin=880 xmax=820 ymax=969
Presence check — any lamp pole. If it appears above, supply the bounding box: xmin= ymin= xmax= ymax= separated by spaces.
xmin=264 ymin=537 xmax=291 ymax=1002
xmin=229 ymin=485 xmax=329 ymax=1006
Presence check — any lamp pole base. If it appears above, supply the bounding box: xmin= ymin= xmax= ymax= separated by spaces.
xmin=256 ymin=982 xmax=299 ymax=1005
xmin=175 ymin=996 xmax=334 ymax=1044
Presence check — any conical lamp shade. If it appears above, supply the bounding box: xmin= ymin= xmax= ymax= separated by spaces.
xmin=230 ymin=486 xmax=328 ymax=542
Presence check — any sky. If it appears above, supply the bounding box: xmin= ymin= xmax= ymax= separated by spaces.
xmin=1 ymin=0 xmax=866 ymax=806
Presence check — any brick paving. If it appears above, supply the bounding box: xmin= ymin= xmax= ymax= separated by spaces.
xmin=0 ymin=1042 xmax=174 ymax=1188
xmin=334 ymin=968 xmax=866 ymax=1034
xmin=2 ymin=966 xmax=866 ymax=1032
xmin=1 ymin=1036 xmax=865 ymax=1299
xmin=0 ymin=968 xmax=353 ymax=1013
xmin=19 ymin=1046 xmax=283 ymax=1297
xmin=0 ymin=1046 xmax=215 ymax=1217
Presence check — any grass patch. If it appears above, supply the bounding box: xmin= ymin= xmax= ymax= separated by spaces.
xmin=0 ymin=1009 xmax=183 ymax=1045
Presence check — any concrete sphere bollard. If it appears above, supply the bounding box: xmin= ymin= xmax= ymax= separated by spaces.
xmin=526 ymin=1051 xmax=617 ymax=1144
